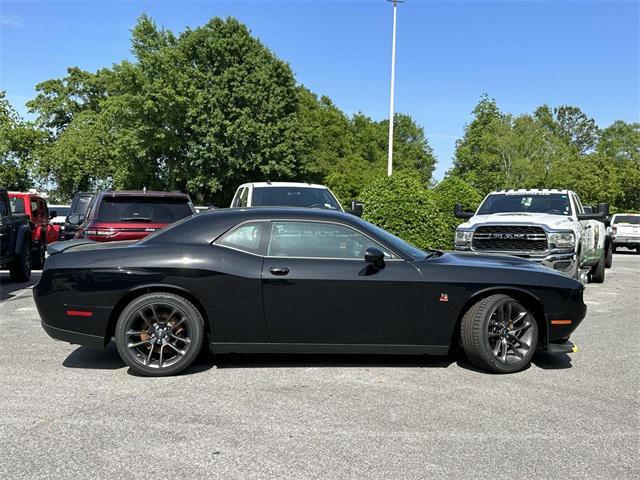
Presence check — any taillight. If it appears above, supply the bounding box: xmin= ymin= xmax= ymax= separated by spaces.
xmin=84 ymin=228 xmax=115 ymax=240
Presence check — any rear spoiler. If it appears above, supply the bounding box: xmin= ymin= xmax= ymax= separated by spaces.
xmin=47 ymin=239 xmax=96 ymax=255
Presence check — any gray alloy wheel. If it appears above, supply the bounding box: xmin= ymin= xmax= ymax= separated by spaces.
xmin=115 ymin=293 xmax=204 ymax=377
xmin=461 ymin=294 xmax=538 ymax=374
xmin=9 ymin=240 xmax=31 ymax=282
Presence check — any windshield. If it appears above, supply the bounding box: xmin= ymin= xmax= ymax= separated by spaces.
xmin=360 ymin=220 xmax=429 ymax=260
xmin=477 ymin=193 xmax=571 ymax=216
xmin=613 ymin=215 xmax=640 ymax=225
xmin=95 ymin=196 xmax=194 ymax=223
xmin=252 ymin=187 xmax=342 ymax=210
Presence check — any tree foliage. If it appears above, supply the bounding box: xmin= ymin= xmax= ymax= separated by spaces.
xmin=0 ymin=92 xmax=44 ymax=190
xmin=21 ymin=15 xmax=435 ymax=204
xmin=452 ymin=95 xmax=639 ymax=211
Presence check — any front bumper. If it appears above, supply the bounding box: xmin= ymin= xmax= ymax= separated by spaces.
xmin=454 ymin=245 xmax=577 ymax=274
xmin=546 ymin=340 xmax=578 ymax=354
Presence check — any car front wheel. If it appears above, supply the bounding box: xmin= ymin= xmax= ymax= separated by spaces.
xmin=460 ymin=294 xmax=538 ymax=373
xmin=115 ymin=293 xmax=205 ymax=377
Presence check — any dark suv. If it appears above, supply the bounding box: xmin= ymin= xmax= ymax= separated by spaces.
xmin=73 ymin=190 xmax=195 ymax=242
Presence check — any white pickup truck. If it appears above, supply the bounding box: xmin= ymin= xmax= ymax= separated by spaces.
xmin=611 ymin=213 xmax=640 ymax=254
xmin=454 ymin=189 xmax=609 ymax=283
xmin=230 ymin=182 xmax=344 ymax=211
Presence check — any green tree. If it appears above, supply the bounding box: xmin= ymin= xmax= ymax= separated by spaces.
xmin=360 ymin=173 xmax=448 ymax=250
xmin=0 ymin=92 xmax=43 ymax=190
xmin=432 ymin=176 xmax=483 ymax=246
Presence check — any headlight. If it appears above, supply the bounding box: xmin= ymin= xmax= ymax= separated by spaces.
xmin=455 ymin=230 xmax=474 ymax=245
xmin=549 ymin=232 xmax=575 ymax=249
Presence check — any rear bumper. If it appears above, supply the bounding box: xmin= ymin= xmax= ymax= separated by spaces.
xmin=613 ymin=236 xmax=640 ymax=246
xmin=41 ymin=320 xmax=105 ymax=348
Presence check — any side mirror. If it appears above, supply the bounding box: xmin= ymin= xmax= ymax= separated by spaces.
xmin=365 ymin=247 xmax=385 ymax=270
xmin=597 ymin=203 xmax=610 ymax=218
xmin=577 ymin=212 xmax=605 ymax=221
xmin=49 ymin=210 xmax=57 ymax=219
xmin=583 ymin=206 xmax=593 ymax=214
xmin=350 ymin=200 xmax=363 ymax=218
xmin=454 ymin=203 xmax=474 ymax=219
xmin=67 ymin=213 xmax=81 ymax=225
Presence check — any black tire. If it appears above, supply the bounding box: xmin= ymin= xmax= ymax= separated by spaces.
xmin=31 ymin=238 xmax=46 ymax=270
xmin=115 ymin=292 xmax=205 ymax=377
xmin=9 ymin=240 xmax=32 ymax=282
xmin=605 ymin=243 xmax=613 ymax=269
xmin=590 ymin=254 xmax=606 ymax=283
xmin=460 ymin=294 xmax=538 ymax=374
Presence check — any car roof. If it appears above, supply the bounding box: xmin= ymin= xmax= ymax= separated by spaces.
xmin=95 ymin=190 xmax=191 ymax=199
xmin=145 ymin=207 xmax=365 ymax=246
xmin=237 ymin=182 xmax=331 ymax=189
xmin=489 ymin=189 xmax=571 ymax=194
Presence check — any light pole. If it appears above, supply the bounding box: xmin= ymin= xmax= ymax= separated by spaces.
xmin=386 ymin=0 xmax=403 ymax=176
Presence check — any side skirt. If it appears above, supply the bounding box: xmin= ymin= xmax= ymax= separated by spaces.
xmin=209 ymin=342 xmax=449 ymax=355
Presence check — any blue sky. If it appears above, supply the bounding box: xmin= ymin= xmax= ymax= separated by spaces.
xmin=1 ymin=0 xmax=638 ymax=179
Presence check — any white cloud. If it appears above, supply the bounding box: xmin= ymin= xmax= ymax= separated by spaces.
xmin=0 ymin=15 xmax=23 ymax=27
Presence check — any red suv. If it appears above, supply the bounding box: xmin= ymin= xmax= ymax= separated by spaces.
xmin=9 ymin=192 xmax=58 ymax=268
xmin=73 ymin=191 xmax=195 ymax=242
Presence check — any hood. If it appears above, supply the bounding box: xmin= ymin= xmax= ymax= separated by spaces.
xmin=458 ymin=212 xmax=575 ymax=230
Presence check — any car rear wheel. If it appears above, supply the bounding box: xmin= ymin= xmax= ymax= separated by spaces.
xmin=460 ymin=294 xmax=538 ymax=374
xmin=9 ymin=240 xmax=31 ymax=282
xmin=115 ymin=293 xmax=204 ymax=377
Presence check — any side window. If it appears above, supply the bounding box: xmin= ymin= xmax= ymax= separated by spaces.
xmin=217 ymin=221 xmax=268 ymax=255
xmin=239 ymin=187 xmax=249 ymax=207
xmin=572 ymin=194 xmax=584 ymax=215
xmin=267 ymin=221 xmax=392 ymax=259
xmin=31 ymin=200 xmax=40 ymax=219
xmin=41 ymin=200 xmax=48 ymax=220
xmin=0 ymin=195 xmax=7 ymax=216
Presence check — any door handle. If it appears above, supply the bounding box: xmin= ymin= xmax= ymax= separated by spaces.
xmin=269 ymin=266 xmax=290 ymax=276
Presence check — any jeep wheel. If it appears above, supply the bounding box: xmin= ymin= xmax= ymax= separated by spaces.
xmin=31 ymin=239 xmax=46 ymax=270
xmin=9 ymin=240 xmax=32 ymax=282
xmin=590 ymin=254 xmax=606 ymax=283
xmin=460 ymin=294 xmax=538 ymax=374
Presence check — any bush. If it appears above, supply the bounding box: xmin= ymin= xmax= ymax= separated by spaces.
xmin=432 ymin=176 xmax=483 ymax=247
xmin=359 ymin=173 xmax=483 ymax=251
xmin=360 ymin=173 xmax=449 ymax=250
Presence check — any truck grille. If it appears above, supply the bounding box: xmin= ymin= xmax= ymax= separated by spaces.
xmin=472 ymin=226 xmax=548 ymax=252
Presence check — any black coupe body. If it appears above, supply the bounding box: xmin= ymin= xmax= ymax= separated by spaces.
xmin=35 ymin=208 xmax=586 ymax=376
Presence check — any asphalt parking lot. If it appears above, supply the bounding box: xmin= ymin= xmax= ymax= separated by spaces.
xmin=1 ymin=254 xmax=638 ymax=480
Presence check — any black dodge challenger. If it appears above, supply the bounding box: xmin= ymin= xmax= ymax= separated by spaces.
xmin=35 ymin=208 xmax=586 ymax=376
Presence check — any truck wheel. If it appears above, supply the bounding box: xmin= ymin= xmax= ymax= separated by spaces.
xmin=460 ymin=294 xmax=538 ymax=374
xmin=590 ymin=255 xmax=606 ymax=283
xmin=605 ymin=243 xmax=613 ymax=268
xmin=9 ymin=240 xmax=32 ymax=282
xmin=31 ymin=238 xmax=46 ymax=270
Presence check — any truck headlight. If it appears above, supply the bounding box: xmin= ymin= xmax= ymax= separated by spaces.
xmin=549 ymin=232 xmax=575 ymax=249
xmin=455 ymin=230 xmax=474 ymax=247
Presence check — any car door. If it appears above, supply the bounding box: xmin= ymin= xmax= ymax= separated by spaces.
xmin=261 ymin=220 xmax=427 ymax=346
xmin=0 ymin=193 xmax=12 ymax=260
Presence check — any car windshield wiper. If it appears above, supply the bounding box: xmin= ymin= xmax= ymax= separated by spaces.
xmin=119 ymin=217 xmax=153 ymax=222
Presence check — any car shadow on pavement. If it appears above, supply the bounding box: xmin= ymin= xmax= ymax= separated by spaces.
xmin=0 ymin=271 xmax=41 ymax=301
xmin=62 ymin=343 xmax=217 ymax=376
xmin=532 ymin=351 xmax=573 ymax=370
